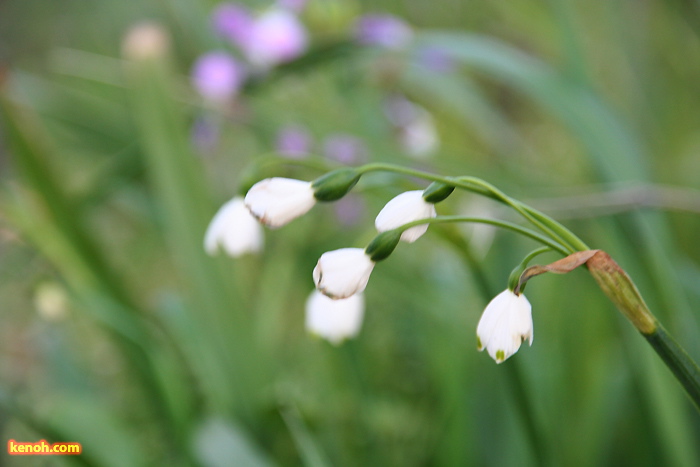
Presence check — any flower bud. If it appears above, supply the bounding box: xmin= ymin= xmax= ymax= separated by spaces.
xmin=313 ymin=248 xmax=375 ymax=299
xmin=311 ymin=168 xmax=361 ymax=202
xmin=375 ymin=190 xmax=436 ymax=243
xmin=245 ymin=177 xmax=316 ymax=228
xmin=364 ymin=230 xmax=401 ymax=262
xmin=422 ymin=181 xmax=454 ymax=204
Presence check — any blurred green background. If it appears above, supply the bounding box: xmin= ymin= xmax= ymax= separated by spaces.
xmin=1 ymin=0 xmax=700 ymax=465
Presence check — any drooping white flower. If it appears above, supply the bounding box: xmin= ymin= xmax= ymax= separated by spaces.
xmin=374 ymin=190 xmax=437 ymax=243
xmin=244 ymin=177 xmax=316 ymax=228
xmin=476 ymin=289 xmax=533 ymax=364
xmin=204 ymin=197 xmax=263 ymax=257
xmin=305 ymin=290 xmax=365 ymax=345
xmin=313 ymin=248 xmax=375 ymax=299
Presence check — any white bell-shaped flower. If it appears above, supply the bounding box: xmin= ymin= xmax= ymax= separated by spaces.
xmin=476 ymin=289 xmax=533 ymax=363
xmin=204 ymin=196 xmax=263 ymax=257
xmin=375 ymin=190 xmax=436 ymax=243
xmin=244 ymin=177 xmax=316 ymax=228
xmin=305 ymin=290 xmax=365 ymax=345
xmin=313 ymin=248 xmax=375 ymax=299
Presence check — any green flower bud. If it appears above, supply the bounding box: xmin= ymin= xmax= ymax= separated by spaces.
xmin=311 ymin=168 xmax=361 ymax=202
xmin=508 ymin=247 xmax=552 ymax=294
xmin=508 ymin=262 xmax=527 ymax=294
xmin=422 ymin=181 xmax=455 ymax=204
xmin=365 ymin=230 xmax=402 ymax=262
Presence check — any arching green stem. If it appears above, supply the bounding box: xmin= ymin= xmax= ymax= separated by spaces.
xmin=392 ymin=216 xmax=570 ymax=255
xmin=357 ymin=163 xmax=589 ymax=252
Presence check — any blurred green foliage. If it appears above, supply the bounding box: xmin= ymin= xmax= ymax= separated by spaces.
xmin=1 ymin=0 xmax=700 ymax=466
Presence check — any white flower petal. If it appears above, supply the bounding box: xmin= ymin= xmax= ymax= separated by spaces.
xmin=204 ymin=197 xmax=263 ymax=257
xmin=374 ymin=190 xmax=436 ymax=243
xmin=305 ymin=290 xmax=365 ymax=345
xmin=476 ymin=289 xmax=533 ymax=363
xmin=313 ymin=248 xmax=375 ymax=299
xmin=244 ymin=177 xmax=316 ymax=228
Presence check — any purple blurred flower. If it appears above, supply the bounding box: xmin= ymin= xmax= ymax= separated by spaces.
xmin=276 ymin=125 xmax=312 ymax=158
xmin=355 ymin=14 xmax=413 ymax=49
xmin=384 ymin=95 xmax=419 ymax=127
xmin=416 ymin=46 xmax=456 ymax=73
xmin=334 ymin=195 xmax=365 ymax=226
xmin=323 ymin=134 xmax=368 ymax=164
xmin=212 ymin=3 xmax=254 ymax=47
xmin=191 ymin=52 xmax=246 ymax=101
xmin=242 ymin=9 xmax=308 ymax=68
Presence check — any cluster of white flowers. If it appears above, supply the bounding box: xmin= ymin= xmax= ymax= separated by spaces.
xmin=204 ymin=173 xmax=534 ymax=362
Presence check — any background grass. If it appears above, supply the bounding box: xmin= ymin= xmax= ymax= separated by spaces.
xmin=1 ymin=0 xmax=700 ymax=465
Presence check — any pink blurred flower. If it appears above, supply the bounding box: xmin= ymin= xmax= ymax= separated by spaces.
xmin=334 ymin=195 xmax=365 ymax=227
xmin=276 ymin=125 xmax=312 ymax=158
xmin=323 ymin=134 xmax=368 ymax=164
xmin=212 ymin=3 xmax=254 ymax=47
xmin=416 ymin=46 xmax=455 ymax=73
xmin=355 ymin=14 xmax=413 ymax=49
xmin=191 ymin=51 xmax=246 ymax=101
xmin=242 ymin=9 xmax=308 ymax=68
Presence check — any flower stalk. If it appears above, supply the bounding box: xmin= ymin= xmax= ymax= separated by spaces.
xmin=241 ymin=159 xmax=700 ymax=409
xmin=516 ymin=249 xmax=700 ymax=409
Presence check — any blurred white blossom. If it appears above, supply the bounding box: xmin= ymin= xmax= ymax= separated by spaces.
xmin=305 ymin=290 xmax=365 ymax=344
xmin=384 ymin=96 xmax=439 ymax=159
xmin=204 ymin=197 xmax=263 ymax=257
xmin=122 ymin=22 xmax=169 ymax=60
xmin=34 ymin=282 xmax=69 ymax=322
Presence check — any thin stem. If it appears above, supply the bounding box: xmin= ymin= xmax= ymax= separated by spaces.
xmin=393 ymin=215 xmax=570 ymax=255
xmin=253 ymin=153 xmax=336 ymax=173
xmin=357 ymin=163 xmax=589 ymax=252
xmin=456 ymin=176 xmax=589 ymax=252
xmin=440 ymin=225 xmax=551 ymax=466
xmin=644 ymin=325 xmax=700 ymax=410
